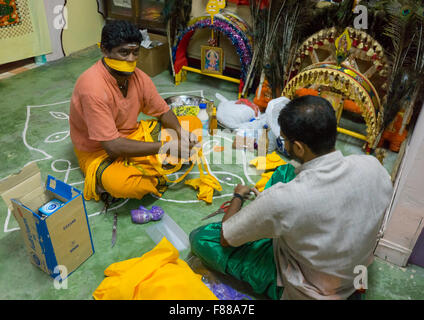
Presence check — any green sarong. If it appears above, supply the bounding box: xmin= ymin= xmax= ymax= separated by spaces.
xmin=265 ymin=163 xmax=296 ymax=190
xmin=190 ymin=223 xmax=283 ymax=300
xmin=189 ymin=163 xmax=296 ymax=300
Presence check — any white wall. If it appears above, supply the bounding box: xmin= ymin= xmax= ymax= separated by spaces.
xmin=43 ymin=0 xmax=66 ymax=62
xmin=43 ymin=0 xmax=105 ymax=62
xmin=375 ymin=103 xmax=424 ymax=266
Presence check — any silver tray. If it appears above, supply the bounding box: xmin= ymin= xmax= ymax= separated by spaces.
xmin=164 ymin=95 xmax=231 ymax=130
xmin=164 ymin=95 xmax=212 ymax=109
xmin=164 ymin=95 xmax=230 ymax=130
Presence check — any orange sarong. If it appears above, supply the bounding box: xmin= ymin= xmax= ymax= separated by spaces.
xmin=74 ymin=116 xmax=203 ymax=201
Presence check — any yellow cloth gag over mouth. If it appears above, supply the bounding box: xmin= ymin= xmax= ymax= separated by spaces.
xmin=104 ymin=57 xmax=137 ymax=73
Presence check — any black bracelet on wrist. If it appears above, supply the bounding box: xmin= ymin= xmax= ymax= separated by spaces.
xmin=232 ymin=193 xmax=244 ymax=206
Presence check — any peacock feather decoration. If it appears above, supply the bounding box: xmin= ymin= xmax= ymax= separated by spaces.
xmin=380 ymin=0 xmax=424 ymax=132
xmin=162 ymin=0 xmax=192 ymax=76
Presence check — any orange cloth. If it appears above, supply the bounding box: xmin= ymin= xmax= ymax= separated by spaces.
xmin=74 ymin=120 xmax=163 ymax=201
xmin=253 ymin=78 xmax=273 ymax=111
xmin=69 ymin=60 xmax=170 ymax=152
xmin=295 ymin=88 xmax=319 ymax=97
xmin=343 ymin=99 xmax=361 ymax=114
xmin=92 ymin=237 xmax=218 ymax=300
xmin=378 ymin=112 xmax=408 ymax=152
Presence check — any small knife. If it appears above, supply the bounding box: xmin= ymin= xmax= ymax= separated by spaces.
xmin=111 ymin=212 xmax=117 ymax=248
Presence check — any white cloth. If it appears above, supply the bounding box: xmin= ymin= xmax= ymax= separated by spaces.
xmin=265 ymin=97 xmax=290 ymax=137
xmin=216 ymin=100 xmax=256 ymax=129
xmin=222 ymin=151 xmax=393 ymax=300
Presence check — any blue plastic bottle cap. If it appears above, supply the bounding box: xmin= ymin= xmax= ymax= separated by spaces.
xmin=199 ymin=103 xmax=207 ymax=109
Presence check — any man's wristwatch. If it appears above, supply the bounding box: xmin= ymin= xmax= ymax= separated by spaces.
xmin=232 ymin=193 xmax=244 ymax=206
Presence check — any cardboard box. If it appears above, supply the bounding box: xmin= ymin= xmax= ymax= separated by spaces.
xmin=137 ymin=32 xmax=170 ymax=77
xmin=0 ymin=163 xmax=94 ymax=279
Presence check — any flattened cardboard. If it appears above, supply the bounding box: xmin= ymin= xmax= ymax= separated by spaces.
xmin=0 ymin=162 xmax=42 ymax=210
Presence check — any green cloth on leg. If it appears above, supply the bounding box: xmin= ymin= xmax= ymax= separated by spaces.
xmin=264 ymin=163 xmax=296 ymax=190
xmin=189 ymin=162 xmax=295 ymax=300
xmin=189 ymin=222 xmax=283 ymax=300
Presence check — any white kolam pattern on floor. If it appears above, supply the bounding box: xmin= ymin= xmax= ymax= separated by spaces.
xmin=3 ymin=90 xmax=256 ymax=233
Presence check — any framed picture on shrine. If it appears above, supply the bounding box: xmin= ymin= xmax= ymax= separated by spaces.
xmin=201 ymin=45 xmax=224 ymax=75
xmin=102 ymin=0 xmax=167 ymax=34
xmin=104 ymin=0 xmax=136 ymax=22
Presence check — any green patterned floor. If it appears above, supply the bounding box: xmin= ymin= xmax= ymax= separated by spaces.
xmin=0 ymin=45 xmax=422 ymax=300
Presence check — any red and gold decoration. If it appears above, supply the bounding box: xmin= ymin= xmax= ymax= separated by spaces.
xmin=289 ymin=27 xmax=390 ymax=109
xmin=284 ymin=60 xmax=383 ymax=148
xmin=377 ymin=111 xmax=408 ymax=153
xmin=0 ymin=0 xmax=19 ymax=27
xmin=253 ymin=78 xmax=273 ymax=112
xmin=172 ymin=5 xmax=253 ymax=98
xmin=283 ymin=26 xmax=392 ymax=151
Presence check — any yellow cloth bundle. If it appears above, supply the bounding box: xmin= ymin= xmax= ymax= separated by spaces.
xmin=184 ymin=147 xmax=222 ymax=204
xmin=254 ymin=171 xmax=275 ymax=192
xmin=250 ymin=151 xmax=287 ymax=171
xmin=76 ymin=115 xmax=222 ymax=203
xmin=139 ymin=119 xmax=223 ymax=203
xmin=92 ymin=237 xmax=218 ymax=300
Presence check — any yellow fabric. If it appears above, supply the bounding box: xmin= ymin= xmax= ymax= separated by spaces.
xmin=184 ymin=148 xmax=222 ymax=204
xmin=254 ymin=171 xmax=275 ymax=192
xmin=75 ymin=116 xmax=222 ymax=203
xmin=189 ymin=153 xmax=221 ymax=203
xmin=74 ymin=148 xmax=110 ymax=201
xmin=104 ymin=57 xmax=137 ymax=73
xmin=185 ymin=176 xmax=222 ymax=204
xmin=133 ymin=116 xmax=222 ymax=203
xmin=75 ymin=120 xmax=165 ymax=201
xmin=83 ymin=152 xmax=108 ymax=201
xmin=101 ymin=159 xmax=162 ymax=200
xmin=250 ymin=151 xmax=287 ymax=171
xmin=92 ymin=237 xmax=218 ymax=300
xmin=133 ymin=119 xmax=185 ymax=183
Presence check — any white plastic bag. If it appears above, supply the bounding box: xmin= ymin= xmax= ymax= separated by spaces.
xmin=265 ymin=97 xmax=291 ymax=137
xmin=215 ymin=93 xmax=256 ymax=129
xmin=265 ymin=97 xmax=291 ymax=153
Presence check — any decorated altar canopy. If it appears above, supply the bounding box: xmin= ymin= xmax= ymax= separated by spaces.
xmin=171 ymin=11 xmax=253 ymax=96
